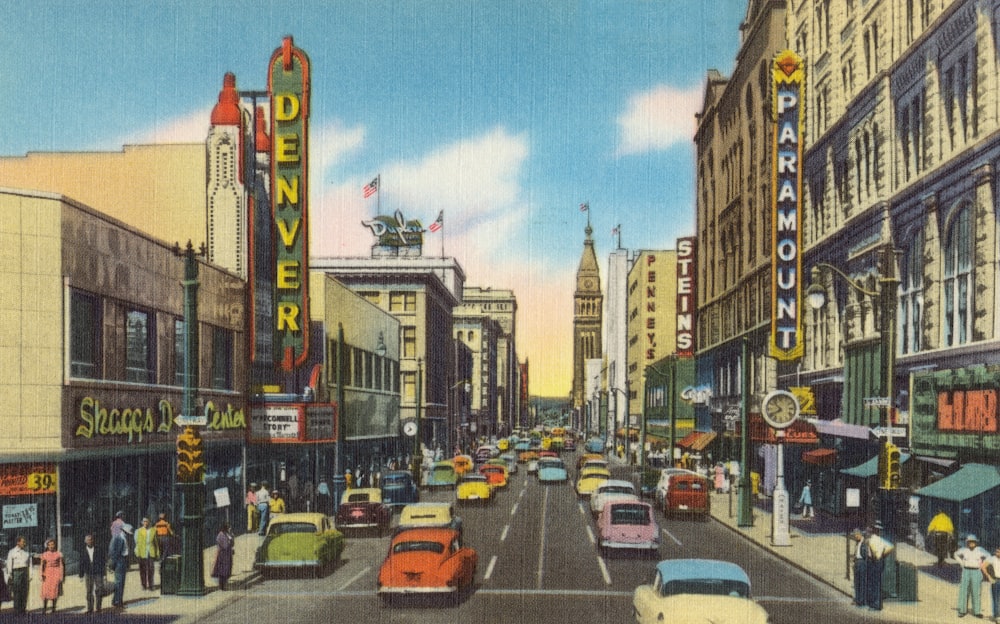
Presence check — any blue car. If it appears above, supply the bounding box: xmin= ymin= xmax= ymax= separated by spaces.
xmin=585 ymin=438 xmax=606 ymax=454
xmin=537 ymin=457 xmax=568 ymax=484
xmin=380 ymin=470 xmax=419 ymax=509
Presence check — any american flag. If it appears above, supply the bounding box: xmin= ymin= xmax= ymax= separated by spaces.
xmin=428 ymin=211 xmax=443 ymax=233
xmin=362 ymin=176 xmax=379 ymax=198
xmin=611 ymin=225 xmax=619 ymax=236
xmin=579 ymin=202 xmax=589 ymax=212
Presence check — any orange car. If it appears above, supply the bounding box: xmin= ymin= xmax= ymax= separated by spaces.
xmin=452 ymin=455 xmax=474 ymax=476
xmin=377 ymin=527 xmax=478 ymax=603
xmin=479 ymin=463 xmax=508 ymax=488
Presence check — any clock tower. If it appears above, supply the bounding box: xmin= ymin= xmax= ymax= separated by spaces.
xmin=572 ymin=222 xmax=603 ymax=410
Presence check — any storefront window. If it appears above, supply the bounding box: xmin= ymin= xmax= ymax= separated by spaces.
xmin=212 ymin=326 xmax=233 ymax=390
xmin=174 ymin=319 xmax=186 ymax=386
xmin=126 ymin=309 xmax=155 ymax=383
xmin=70 ymin=290 xmax=100 ymax=379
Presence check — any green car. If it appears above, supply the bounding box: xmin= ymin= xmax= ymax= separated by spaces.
xmin=426 ymin=460 xmax=459 ymax=489
xmin=255 ymin=512 xmax=345 ymax=578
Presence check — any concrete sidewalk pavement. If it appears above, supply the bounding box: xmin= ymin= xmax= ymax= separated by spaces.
xmin=19 ymin=533 xmax=262 ymax=621
xmin=708 ymin=490 xmax=979 ymax=623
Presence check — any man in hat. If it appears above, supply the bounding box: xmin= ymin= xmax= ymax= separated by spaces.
xmin=850 ymin=528 xmax=868 ymax=607
xmin=955 ymin=533 xmax=989 ymax=617
xmin=865 ymin=522 xmax=893 ymax=611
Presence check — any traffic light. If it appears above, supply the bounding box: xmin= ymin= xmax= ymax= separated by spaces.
xmin=880 ymin=442 xmax=901 ymax=489
xmin=176 ymin=426 xmax=205 ymax=483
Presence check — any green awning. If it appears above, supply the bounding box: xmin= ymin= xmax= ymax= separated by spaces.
xmin=840 ymin=452 xmax=911 ymax=478
xmin=915 ymin=463 xmax=1000 ymax=502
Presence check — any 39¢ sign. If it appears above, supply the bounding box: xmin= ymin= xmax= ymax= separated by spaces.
xmin=0 ymin=463 xmax=58 ymax=496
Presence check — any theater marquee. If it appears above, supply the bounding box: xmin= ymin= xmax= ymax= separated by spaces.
xmin=769 ymin=50 xmax=805 ymax=361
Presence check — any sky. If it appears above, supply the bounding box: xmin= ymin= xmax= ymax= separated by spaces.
xmin=2 ymin=1 xmax=746 ymax=398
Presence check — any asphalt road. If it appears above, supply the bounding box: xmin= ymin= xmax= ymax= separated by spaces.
xmin=197 ymin=458 xmax=907 ymax=624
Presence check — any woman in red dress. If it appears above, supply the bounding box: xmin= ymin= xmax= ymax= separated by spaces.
xmin=39 ymin=538 xmax=64 ymax=614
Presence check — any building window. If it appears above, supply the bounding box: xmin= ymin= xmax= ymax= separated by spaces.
xmin=353 ymin=347 xmax=363 ymax=387
xmin=374 ymin=354 xmax=384 ymax=390
xmin=174 ymin=319 xmax=186 ymax=386
xmin=402 ymin=371 xmax=416 ymax=402
xmin=899 ymin=230 xmax=924 ymax=355
xmin=70 ymin=290 xmax=100 ymax=379
xmin=358 ymin=291 xmax=381 ymax=305
xmin=389 ymin=291 xmax=417 ymax=312
xmin=365 ymin=351 xmax=374 ymax=389
xmin=126 ymin=309 xmax=155 ymax=384
xmin=211 ymin=326 xmax=233 ymax=390
xmin=402 ymin=326 xmax=416 ymax=358
xmin=943 ymin=205 xmax=972 ymax=346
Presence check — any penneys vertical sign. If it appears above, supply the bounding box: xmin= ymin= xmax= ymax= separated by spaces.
xmin=769 ymin=50 xmax=805 ymax=361
xmin=269 ymin=37 xmax=311 ymax=370
xmin=676 ymin=237 xmax=696 ymax=358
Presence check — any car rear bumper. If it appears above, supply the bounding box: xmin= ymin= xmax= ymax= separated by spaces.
xmin=378 ymin=585 xmax=458 ymax=594
xmin=256 ymin=560 xmax=322 ymax=569
xmin=599 ymin=539 xmax=658 ymax=550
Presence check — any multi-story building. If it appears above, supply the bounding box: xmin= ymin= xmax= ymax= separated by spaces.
xmin=453 ymin=313 xmax=500 ymax=441
xmin=572 ymin=223 xmax=603 ymax=413
xmin=604 ymin=247 xmax=630 ymax=441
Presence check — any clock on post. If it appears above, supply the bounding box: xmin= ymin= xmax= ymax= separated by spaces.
xmin=761 ymin=390 xmax=800 ymax=429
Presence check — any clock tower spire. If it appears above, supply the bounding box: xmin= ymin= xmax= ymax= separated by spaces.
xmin=572 ymin=221 xmax=603 ymax=412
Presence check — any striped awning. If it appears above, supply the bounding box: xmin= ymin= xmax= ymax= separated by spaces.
xmin=676 ymin=431 xmax=717 ymax=452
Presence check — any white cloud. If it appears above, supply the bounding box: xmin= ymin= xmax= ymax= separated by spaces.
xmin=312 ymin=119 xmax=365 ymax=179
xmin=617 ymin=84 xmax=703 ymax=155
xmin=100 ymin=106 xmax=215 ymax=149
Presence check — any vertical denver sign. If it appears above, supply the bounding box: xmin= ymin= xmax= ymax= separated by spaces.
xmin=269 ymin=37 xmax=311 ymax=371
xmin=770 ymin=50 xmax=805 ymax=361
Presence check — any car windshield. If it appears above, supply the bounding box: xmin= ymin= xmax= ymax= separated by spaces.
xmin=269 ymin=522 xmax=318 ymax=536
xmin=538 ymin=460 xmax=563 ymax=470
xmin=610 ymin=505 xmax=650 ymax=525
xmin=383 ymin=475 xmax=409 ymax=484
xmin=461 ymin=475 xmax=487 ymax=483
xmin=433 ymin=466 xmax=454 ymax=474
xmin=601 ymin=486 xmax=634 ymax=495
xmin=346 ymin=493 xmax=372 ymax=502
xmin=392 ymin=540 xmax=445 ymax=554
xmin=661 ymin=579 xmax=750 ymax=598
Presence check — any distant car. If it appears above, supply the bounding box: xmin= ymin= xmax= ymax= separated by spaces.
xmin=663 ymin=473 xmax=711 ymax=519
xmin=590 ymin=479 xmax=640 ymax=516
xmin=377 ymin=527 xmax=478 ymax=603
xmin=397 ymin=502 xmax=462 ymax=534
xmin=576 ymin=453 xmax=605 ymax=472
xmin=499 ymin=452 xmax=519 ymax=474
xmin=426 ymin=460 xmax=459 ymax=489
xmin=255 ymin=512 xmax=345 ymax=578
xmin=653 ymin=468 xmax=701 ymax=508
xmin=632 ymin=559 xmax=769 ymax=624
xmin=514 ymin=441 xmax=532 ymax=454
xmin=581 ymin=458 xmax=610 ymax=474
xmin=576 ymin=467 xmax=611 ymax=498
xmin=563 ymin=437 xmax=577 ymax=451
xmin=335 ymin=488 xmax=392 ymax=535
xmin=597 ymin=501 xmax=659 ymax=556
xmin=456 ymin=473 xmax=493 ymax=504
xmin=475 ymin=445 xmax=498 ymax=463
xmin=381 ymin=470 xmax=419 ymax=509
xmin=479 ymin=463 xmax=509 ymax=489
xmin=452 ymin=455 xmax=474 ymax=476
xmin=527 ymin=458 xmax=540 ymax=475
xmin=585 ymin=438 xmax=606 ymax=453
xmin=537 ymin=457 xmax=569 ymax=483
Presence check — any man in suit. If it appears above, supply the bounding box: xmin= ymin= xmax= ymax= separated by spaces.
xmin=78 ymin=533 xmax=107 ymax=614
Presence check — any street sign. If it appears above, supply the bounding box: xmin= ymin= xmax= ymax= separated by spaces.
xmin=871 ymin=426 xmax=906 ymax=438
xmin=175 ymin=414 xmax=207 ymax=427
xmin=864 ymin=397 xmax=891 ymax=408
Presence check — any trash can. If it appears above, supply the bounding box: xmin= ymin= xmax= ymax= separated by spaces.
xmin=160 ymin=555 xmax=181 ymax=595
xmin=895 ymin=561 xmax=918 ymax=602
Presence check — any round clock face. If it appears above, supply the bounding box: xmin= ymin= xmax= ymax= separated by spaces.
xmin=403 ymin=420 xmax=418 ymax=437
xmin=761 ymin=390 xmax=800 ymax=429
xmin=584 ymin=278 xmax=594 ymax=289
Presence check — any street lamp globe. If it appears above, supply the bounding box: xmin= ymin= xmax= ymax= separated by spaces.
xmin=806 ymin=281 xmax=827 ymax=310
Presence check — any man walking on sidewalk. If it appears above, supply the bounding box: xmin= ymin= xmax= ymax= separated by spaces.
xmin=850 ymin=528 xmax=868 ymax=607
xmin=865 ymin=522 xmax=893 ymax=611
xmin=78 ymin=534 xmax=106 ymax=614
xmin=955 ymin=534 xmax=989 ymax=618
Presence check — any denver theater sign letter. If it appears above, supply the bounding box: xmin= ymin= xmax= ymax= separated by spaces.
xmin=269 ymin=37 xmax=311 ymax=370
xmin=770 ymin=50 xmax=805 ymax=361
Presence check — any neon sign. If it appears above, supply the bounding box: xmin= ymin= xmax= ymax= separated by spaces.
xmin=676 ymin=237 xmax=696 ymax=357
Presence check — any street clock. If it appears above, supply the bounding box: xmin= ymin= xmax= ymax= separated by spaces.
xmin=761 ymin=390 xmax=800 ymax=429
xmin=403 ymin=420 xmax=418 ymax=437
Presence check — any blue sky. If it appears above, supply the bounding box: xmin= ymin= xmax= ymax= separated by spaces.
xmin=3 ymin=1 xmax=746 ymax=396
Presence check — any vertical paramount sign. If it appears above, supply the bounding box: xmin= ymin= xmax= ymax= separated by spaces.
xmin=269 ymin=37 xmax=311 ymax=371
xmin=770 ymin=50 xmax=805 ymax=361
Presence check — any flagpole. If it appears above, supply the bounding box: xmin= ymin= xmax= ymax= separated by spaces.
xmin=617 ymin=224 xmax=622 ymax=249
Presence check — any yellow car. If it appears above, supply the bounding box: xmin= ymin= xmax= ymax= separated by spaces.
xmin=575 ymin=467 xmax=611 ymax=498
xmin=456 ymin=473 xmax=493 ymax=504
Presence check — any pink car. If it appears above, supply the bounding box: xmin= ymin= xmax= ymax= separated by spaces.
xmin=596 ymin=500 xmax=660 ymax=557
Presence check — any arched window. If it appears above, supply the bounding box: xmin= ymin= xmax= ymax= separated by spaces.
xmin=899 ymin=228 xmax=924 ymax=354
xmin=943 ymin=205 xmax=972 ymax=346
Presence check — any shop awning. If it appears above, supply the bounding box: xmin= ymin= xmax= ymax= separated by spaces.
xmin=802 ymin=448 xmax=837 ymax=466
xmin=840 ymin=452 xmax=911 ymax=478
xmin=807 ymin=418 xmax=873 ymax=440
xmin=915 ymin=463 xmax=1000 ymax=502
xmin=676 ymin=431 xmax=717 ymax=451
xmin=915 ymin=455 xmax=957 ymax=468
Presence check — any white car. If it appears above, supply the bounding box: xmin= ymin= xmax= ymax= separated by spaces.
xmin=590 ymin=479 xmax=639 ymax=516
xmin=633 ymin=559 xmax=769 ymax=624
xmin=527 ymin=459 xmax=540 ymax=475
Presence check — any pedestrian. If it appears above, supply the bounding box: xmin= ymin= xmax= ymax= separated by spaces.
xmin=316 ymin=478 xmax=333 ymax=516
xmin=154 ymin=512 xmax=176 ymax=558
xmin=110 ymin=509 xmax=125 ymax=538
xmin=211 ymin=522 xmax=235 ymax=590
xmin=134 ymin=517 xmax=159 ymax=590
xmin=246 ymin=483 xmax=259 ymax=533
xmin=78 ymin=533 xmax=107 ymax=614
xmin=927 ymin=508 xmax=956 ymax=566
xmin=269 ymin=490 xmax=286 ymax=516
xmin=981 ymin=545 xmax=1000 ymax=622
xmin=955 ymin=533 xmax=989 ymax=618
xmin=5 ymin=535 xmax=31 ymax=615
xmin=344 ymin=469 xmax=354 ymax=489
xmin=865 ymin=522 xmax=893 ymax=611
xmin=798 ymin=480 xmax=814 ymax=518
xmin=38 ymin=538 xmax=64 ymax=614
xmin=714 ymin=464 xmax=727 ymax=493
xmin=0 ymin=541 xmax=10 ymax=613
xmin=108 ymin=523 xmax=132 ymax=609
xmin=850 ymin=528 xmax=868 ymax=607
xmin=257 ymin=481 xmax=272 ymax=536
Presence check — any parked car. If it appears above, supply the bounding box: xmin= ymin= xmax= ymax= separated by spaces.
xmin=632 ymin=559 xmax=769 ymax=624
xmin=397 ymin=502 xmax=462 ymax=534
xmin=426 ymin=460 xmax=459 ymax=489
xmin=456 ymin=473 xmax=493 ymax=504
xmin=663 ymin=473 xmax=711 ymax=519
xmin=597 ymin=501 xmax=659 ymax=556
xmin=381 ymin=470 xmax=419 ymax=508
xmin=653 ymin=468 xmax=701 ymax=508
xmin=335 ymin=487 xmax=392 ymax=535
xmin=590 ymin=479 xmax=640 ymax=516
xmin=377 ymin=527 xmax=478 ymax=603
xmin=254 ymin=512 xmax=345 ymax=578
xmin=537 ymin=457 xmax=568 ymax=484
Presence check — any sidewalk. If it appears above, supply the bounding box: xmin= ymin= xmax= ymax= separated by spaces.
xmin=708 ymin=490 xmax=976 ymax=623
xmin=27 ymin=533 xmax=261 ymax=621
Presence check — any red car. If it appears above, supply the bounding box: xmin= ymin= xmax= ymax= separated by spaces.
xmin=479 ymin=464 xmax=508 ymax=488
xmin=335 ymin=488 xmax=392 ymax=536
xmin=377 ymin=527 xmax=478 ymax=604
